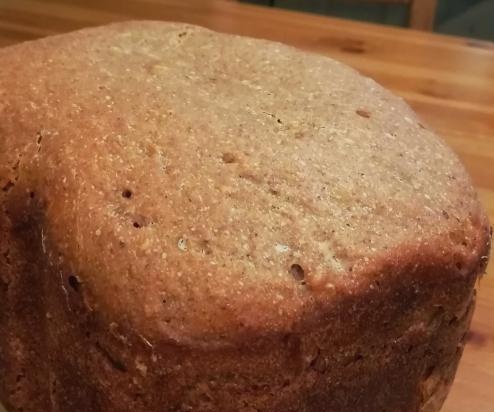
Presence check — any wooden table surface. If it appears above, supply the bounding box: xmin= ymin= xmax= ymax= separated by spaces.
xmin=1 ymin=1 xmax=493 ymax=411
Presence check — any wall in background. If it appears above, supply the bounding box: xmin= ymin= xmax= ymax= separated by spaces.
xmin=242 ymin=0 xmax=494 ymax=40
xmin=438 ymin=1 xmax=494 ymax=40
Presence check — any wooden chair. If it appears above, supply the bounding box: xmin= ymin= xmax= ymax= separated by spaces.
xmin=408 ymin=0 xmax=438 ymax=31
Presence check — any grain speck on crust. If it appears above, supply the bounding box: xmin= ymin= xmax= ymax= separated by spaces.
xmin=177 ymin=238 xmax=188 ymax=252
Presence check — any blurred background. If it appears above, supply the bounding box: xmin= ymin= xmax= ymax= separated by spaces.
xmin=242 ymin=0 xmax=494 ymax=40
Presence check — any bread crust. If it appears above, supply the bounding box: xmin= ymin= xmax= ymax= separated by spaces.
xmin=0 ymin=21 xmax=490 ymax=412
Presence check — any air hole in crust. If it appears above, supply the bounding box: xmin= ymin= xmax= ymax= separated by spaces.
xmin=199 ymin=239 xmax=213 ymax=255
xmin=15 ymin=373 xmax=24 ymax=384
xmin=95 ymin=341 xmax=127 ymax=372
xmin=122 ymin=189 xmax=133 ymax=199
xmin=356 ymin=109 xmax=371 ymax=118
xmin=132 ymin=215 xmax=151 ymax=229
xmin=222 ymin=152 xmax=236 ymax=164
xmin=2 ymin=180 xmax=14 ymax=192
xmin=310 ymin=351 xmax=327 ymax=373
xmin=290 ymin=264 xmax=305 ymax=281
xmin=68 ymin=275 xmax=81 ymax=292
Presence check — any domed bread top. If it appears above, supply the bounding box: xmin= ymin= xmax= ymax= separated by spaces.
xmin=0 ymin=21 xmax=489 ymax=346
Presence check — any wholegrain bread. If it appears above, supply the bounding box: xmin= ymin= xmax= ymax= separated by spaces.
xmin=0 ymin=21 xmax=490 ymax=412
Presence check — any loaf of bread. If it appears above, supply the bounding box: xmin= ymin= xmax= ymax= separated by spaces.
xmin=0 ymin=21 xmax=490 ymax=412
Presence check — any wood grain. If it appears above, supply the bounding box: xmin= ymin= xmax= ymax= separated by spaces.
xmin=0 ymin=1 xmax=493 ymax=411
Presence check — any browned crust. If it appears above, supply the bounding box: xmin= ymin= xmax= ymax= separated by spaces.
xmin=1 ymin=222 xmax=486 ymax=411
xmin=0 ymin=21 xmax=491 ymax=412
